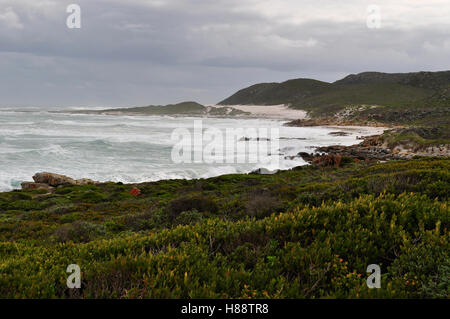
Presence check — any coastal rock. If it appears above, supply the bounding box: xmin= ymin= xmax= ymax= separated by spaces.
xmin=75 ymin=178 xmax=97 ymax=186
xmin=32 ymin=172 xmax=100 ymax=187
xmin=316 ymin=145 xmax=396 ymax=161
xmin=250 ymin=168 xmax=279 ymax=175
xmin=329 ymin=131 xmax=350 ymax=136
xmin=284 ymin=118 xmax=387 ymax=128
xmin=293 ymin=132 xmax=410 ymax=164
xmin=21 ymin=182 xmax=55 ymax=191
xmin=33 ymin=172 xmax=76 ymax=187
xmin=239 ymin=137 xmax=271 ymax=142
xmin=297 ymin=152 xmax=316 ymax=162
xmin=312 ymin=154 xmax=343 ymax=168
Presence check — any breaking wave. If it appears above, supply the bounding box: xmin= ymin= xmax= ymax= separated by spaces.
xmin=0 ymin=109 xmax=385 ymax=192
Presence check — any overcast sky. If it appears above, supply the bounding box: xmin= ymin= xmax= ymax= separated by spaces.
xmin=0 ymin=0 xmax=449 ymax=107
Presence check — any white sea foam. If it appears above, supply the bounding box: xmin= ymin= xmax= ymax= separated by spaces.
xmin=0 ymin=110 xmax=386 ymax=192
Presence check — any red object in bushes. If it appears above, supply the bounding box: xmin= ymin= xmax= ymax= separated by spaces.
xmin=130 ymin=187 xmax=141 ymax=196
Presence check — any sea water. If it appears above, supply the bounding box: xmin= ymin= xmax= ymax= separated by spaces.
xmin=0 ymin=107 xmax=384 ymax=192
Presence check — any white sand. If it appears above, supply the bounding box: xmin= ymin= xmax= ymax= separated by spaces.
xmin=211 ymin=104 xmax=308 ymax=120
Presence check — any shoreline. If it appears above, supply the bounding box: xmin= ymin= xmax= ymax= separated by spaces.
xmin=284 ymin=117 xmax=398 ymax=128
xmin=57 ymin=103 xmax=308 ymax=121
xmin=2 ymin=125 xmax=389 ymax=194
xmin=3 ymin=107 xmax=445 ymax=194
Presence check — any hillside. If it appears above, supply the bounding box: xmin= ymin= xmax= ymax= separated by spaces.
xmin=69 ymin=101 xmax=249 ymax=117
xmin=0 ymin=158 xmax=448 ymax=298
xmin=218 ymin=79 xmax=332 ymax=106
xmin=104 ymin=101 xmax=207 ymax=115
xmin=219 ymin=71 xmax=450 ymax=122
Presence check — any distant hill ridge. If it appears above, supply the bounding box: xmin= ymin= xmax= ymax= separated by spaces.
xmin=100 ymin=101 xmax=206 ymax=115
xmin=69 ymin=101 xmax=249 ymax=117
xmin=335 ymin=71 xmax=450 ymax=88
xmin=218 ymin=71 xmax=450 ymax=118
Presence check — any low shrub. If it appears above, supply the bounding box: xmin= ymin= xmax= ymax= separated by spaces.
xmin=0 ymin=158 xmax=448 ymax=298
xmin=245 ymin=194 xmax=282 ymax=218
xmin=53 ymin=221 xmax=105 ymax=243
xmin=166 ymin=195 xmax=218 ymax=222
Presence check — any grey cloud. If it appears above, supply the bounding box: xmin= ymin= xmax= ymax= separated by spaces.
xmin=0 ymin=0 xmax=449 ymax=107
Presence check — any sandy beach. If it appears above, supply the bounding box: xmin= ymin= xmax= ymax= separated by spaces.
xmin=212 ymin=104 xmax=308 ymax=120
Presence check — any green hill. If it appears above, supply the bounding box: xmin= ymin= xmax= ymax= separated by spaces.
xmin=72 ymin=101 xmax=207 ymax=116
xmin=70 ymin=101 xmax=249 ymax=117
xmin=218 ymin=79 xmax=332 ymax=106
xmin=219 ymin=71 xmax=450 ymax=121
xmin=111 ymin=101 xmax=206 ymax=115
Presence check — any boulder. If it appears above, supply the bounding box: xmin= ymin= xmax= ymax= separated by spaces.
xmin=250 ymin=168 xmax=279 ymax=175
xmin=329 ymin=131 xmax=350 ymax=136
xmin=75 ymin=178 xmax=97 ymax=186
xmin=21 ymin=182 xmax=54 ymax=191
xmin=297 ymin=152 xmax=315 ymax=162
xmin=33 ymin=172 xmax=76 ymax=187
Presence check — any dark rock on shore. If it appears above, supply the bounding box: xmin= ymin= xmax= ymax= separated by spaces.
xmin=315 ymin=144 xmax=395 ymax=161
xmin=284 ymin=118 xmax=388 ymax=127
xmin=296 ymin=134 xmax=408 ymax=164
xmin=250 ymin=168 xmax=279 ymax=175
xmin=296 ymin=128 xmax=450 ymax=165
xmin=296 ymin=152 xmax=316 ymax=162
xmin=329 ymin=131 xmax=350 ymax=136
xmin=239 ymin=137 xmax=271 ymax=142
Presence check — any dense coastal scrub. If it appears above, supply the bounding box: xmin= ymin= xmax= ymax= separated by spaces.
xmin=0 ymin=158 xmax=448 ymax=298
xmin=221 ymin=72 xmax=450 ymax=158
xmin=219 ymin=71 xmax=450 ymax=120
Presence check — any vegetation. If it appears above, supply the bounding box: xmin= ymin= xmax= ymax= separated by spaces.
xmin=1 ymin=70 xmax=447 ymax=298
xmin=380 ymin=127 xmax=450 ymax=151
xmin=219 ymin=71 xmax=450 ymax=123
xmin=0 ymin=158 xmax=448 ymax=298
xmin=68 ymin=101 xmax=249 ymax=117
xmin=107 ymin=101 xmax=207 ymax=115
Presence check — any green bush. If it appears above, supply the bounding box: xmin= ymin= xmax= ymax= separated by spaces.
xmin=53 ymin=221 xmax=105 ymax=243
xmin=0 ymin=158 xmax=448 ymax=298
xmin=166 ymin=195 xmax=218 ymax=222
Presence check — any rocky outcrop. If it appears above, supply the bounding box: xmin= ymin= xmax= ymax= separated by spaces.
xmin=32 ymin=172 xmax=98 ymax=187
xmin=21 ymin=172 xmax=100 ymax=191
xmin=314 ymin=144 xmax=399 ymax=161
xmin=329 ymin=131 xmax=350 ymax=136
xmin=284 ymin=118 xmax=389 ymax=128
xmin=299 ymin=130 xmax=450 ymax=163
xmin=295 ymin=152 xmax=315 ymax=162
xmin=33 ymin=172 xmax=76 ymax=187
xmin=21 ymin=182 xmax=54 ymax=191
xmin=74 ymin=178 xmax=98 ymax=186
xmin=250 ymin=168 xmax=279 ymax=175
xmin=296 ymin=134 xmax=412 ymax=164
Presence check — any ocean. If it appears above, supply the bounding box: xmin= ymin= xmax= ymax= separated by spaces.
xmin=0 ymin=107 xmax=384 ymax=192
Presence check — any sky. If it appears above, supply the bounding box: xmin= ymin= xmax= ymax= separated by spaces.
xmin=0 ymin=0 xmax=449 ymax=107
